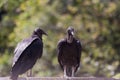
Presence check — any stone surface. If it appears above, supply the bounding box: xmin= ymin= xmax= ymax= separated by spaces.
xmin=1 ymin=77 xmax=119 ymax=80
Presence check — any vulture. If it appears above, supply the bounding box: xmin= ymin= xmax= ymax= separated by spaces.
xmin=10 ymin=28 xmax=47 ymax=80
xmin=57 ymin=27 xmax=82 ymax=77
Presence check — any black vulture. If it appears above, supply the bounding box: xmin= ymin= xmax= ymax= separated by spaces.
xmin=10 ymin=28 xmax=47 ymax=80
xmin=57 ymin=27 xmax=82 ymax=77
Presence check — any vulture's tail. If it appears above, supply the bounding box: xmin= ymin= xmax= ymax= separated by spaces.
xmin=66 ymin=66 xmax=72 ymax=77
xmin=10 ymin=72 xmax=18 ymax=80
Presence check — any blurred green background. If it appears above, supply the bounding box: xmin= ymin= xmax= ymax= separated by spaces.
xmin=0 ymin=0 xmax=120 ymax=78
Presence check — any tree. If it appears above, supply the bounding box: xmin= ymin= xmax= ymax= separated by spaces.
xmin=0 ymin=0 xmax=120 ymax=77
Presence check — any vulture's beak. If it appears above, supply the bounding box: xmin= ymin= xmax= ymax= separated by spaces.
xmin=43 ymin=31 xmax=48 ymax=36
xmin=71 ymin=31 xmax=74 ymax=36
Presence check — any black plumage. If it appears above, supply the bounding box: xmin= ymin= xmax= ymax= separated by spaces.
xmin=57 ymin=27 xmax=82 ymax=77
xmin=10 ymin=28 xmax=47 ymax=80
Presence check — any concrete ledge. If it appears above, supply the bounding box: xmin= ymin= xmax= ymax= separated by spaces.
xmin=1 ymin=77 xmax=119 ymax=80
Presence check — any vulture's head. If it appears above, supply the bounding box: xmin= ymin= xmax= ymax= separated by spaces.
xmin=66 ymin=27 xmax=75 ymax=43
xmin=33 ymin=28 xmax=47 ymax=39
xmin=67 ymin=27 xmax=74 ymax=36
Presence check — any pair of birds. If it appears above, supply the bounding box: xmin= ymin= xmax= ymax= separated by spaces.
xmin=10 ymin=27 xmax=82 ymax=80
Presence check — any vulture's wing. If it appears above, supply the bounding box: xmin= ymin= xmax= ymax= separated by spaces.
xmin=12 ymin=36 xmax=38 ymax=66
xmin=76 ymin=40 xmax=82 ymax=69
xmin=57 ymin=39 xmax=65 ymax=69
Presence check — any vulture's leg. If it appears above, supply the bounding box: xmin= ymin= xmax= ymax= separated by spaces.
xmin=72 ymin=66 xmax=75 ymax=77
xmin=64 ymin=66 xmax=67 ymax=78
xmin=27 ymin=69 xmax=32 ymax=77
xmin=30 ymin=69 xmax=32 ymax=76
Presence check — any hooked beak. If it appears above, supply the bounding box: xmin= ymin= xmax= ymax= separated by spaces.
xmin=43 ymin=32 xmax=48 ymax=36
xmin=71 ymin=31 xmax=74 ymax=36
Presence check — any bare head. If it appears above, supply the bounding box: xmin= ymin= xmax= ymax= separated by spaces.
xmin=67 ymin=27 xmax=74 ymax=36
xmin=33 ymin=28 xmax=47 ymax=39
xmin=66 ymin=27 xmax=75 ymax=43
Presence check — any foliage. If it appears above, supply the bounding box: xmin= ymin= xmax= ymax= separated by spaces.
xmin=113 ymin=73 xmax=120 ymax=79
xmin=0 ymin=0 xmax=120 ymax=77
